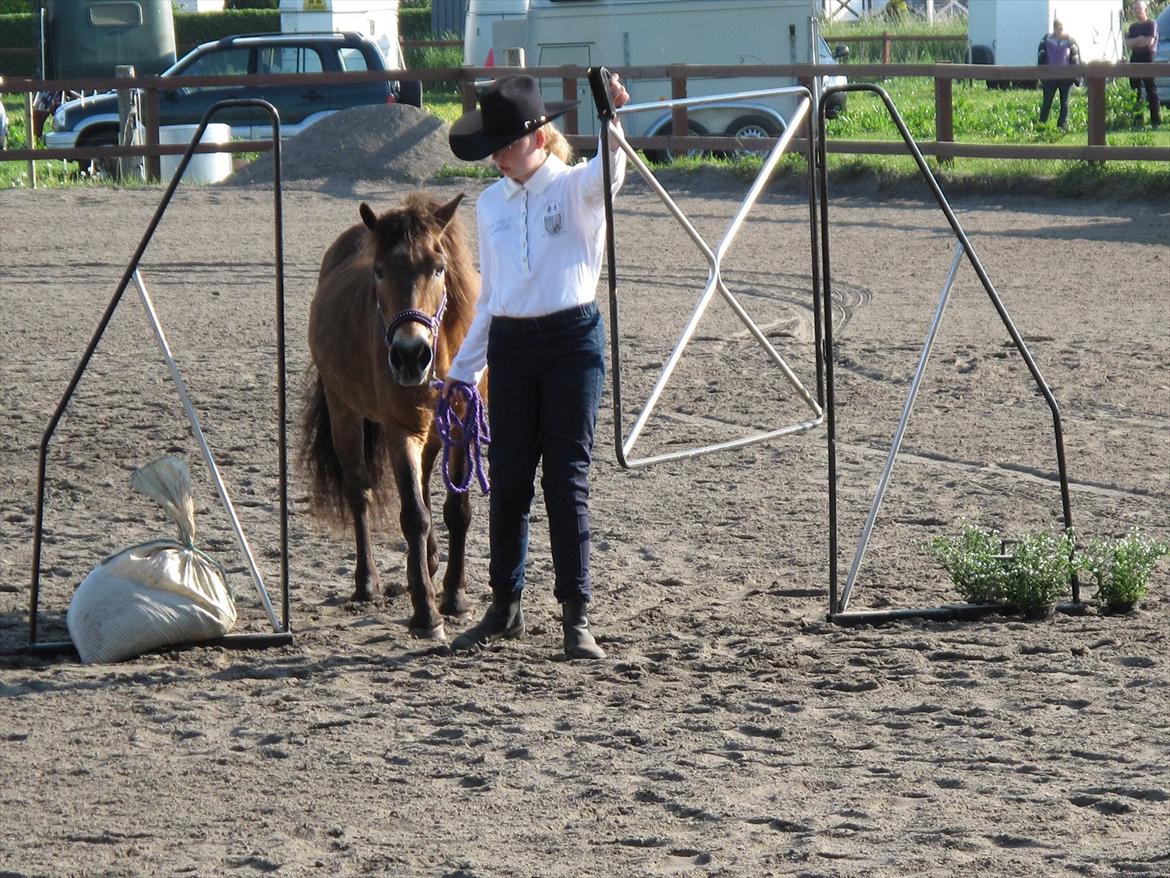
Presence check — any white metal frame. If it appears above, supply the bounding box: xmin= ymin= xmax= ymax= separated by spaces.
xmin=608 ymin=87 xmax=823 ymax=469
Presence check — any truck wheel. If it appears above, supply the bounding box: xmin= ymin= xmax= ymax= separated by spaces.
xmin=645 ymin=120 xmax=709 ymax=165
xmin=724 ymin=115 xmax=782 ymax=160
xmin=398 ymin=79 xmax=423 ymax=109
xmin=78 ymin=128 xmax=120 ymax=179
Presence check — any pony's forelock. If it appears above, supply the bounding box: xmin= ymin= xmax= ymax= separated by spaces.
xmin=360 ymin=193 xmax=477 ymax=328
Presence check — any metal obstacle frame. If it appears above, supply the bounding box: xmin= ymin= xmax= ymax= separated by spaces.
xmin=589 ymin=71 xmax=1078 ymax=626
xmin=27 ymin=99 xmax=293 ymax=656
xmin=593 ymin=70 xmax=827 ymax=469
xmin=816 ymin=84 xmax=1077 ymax=626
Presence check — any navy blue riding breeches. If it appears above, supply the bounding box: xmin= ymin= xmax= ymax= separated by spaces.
xmin=485 ymin=302 xmax=605 ymax=604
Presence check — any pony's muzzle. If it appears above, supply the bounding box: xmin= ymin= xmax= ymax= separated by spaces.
xmin=387 ymin=330 xmax=434 ymax=386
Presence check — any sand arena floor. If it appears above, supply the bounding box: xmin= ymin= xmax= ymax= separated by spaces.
xmin=0 ymin=160 xmax=1168 ymax=877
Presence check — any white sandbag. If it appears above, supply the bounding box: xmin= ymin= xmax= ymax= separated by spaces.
xmin=67 ymin=456 xmax=236 ymax=663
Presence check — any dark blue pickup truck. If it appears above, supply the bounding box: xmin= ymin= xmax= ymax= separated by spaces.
xmin=45 ymin=31 xmax=420 ymax=170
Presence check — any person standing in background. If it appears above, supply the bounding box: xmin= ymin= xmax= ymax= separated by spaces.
xmin=1037 ymin=19 xmax=1080 ymax=131
xmin=1125 ymin=0 xmax=1161 ymax=128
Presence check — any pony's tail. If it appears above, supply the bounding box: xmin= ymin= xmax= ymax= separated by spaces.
xmin=299 ymin=368 xmax=392 ymax=527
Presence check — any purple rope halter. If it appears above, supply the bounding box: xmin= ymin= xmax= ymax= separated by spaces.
xmin=379 ymin=291 xmax=488 ymax=493
xmin=433 ymin=380 xmax=491 ymax=495
xmin=382 ymin=291 xmax=448 ymax=348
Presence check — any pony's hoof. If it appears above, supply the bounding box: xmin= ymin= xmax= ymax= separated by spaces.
xmin=411 ymin=622 xmax=447 ymax=641
xmin=350 ymin=586 xmax=375 ymax=602
xmin=383 ymin=581 xmax=408 ymax=598
xmin=441 ymin=593 xmax=471 ymax=618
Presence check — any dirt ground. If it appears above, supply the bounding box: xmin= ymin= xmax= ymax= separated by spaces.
xmin=1 ymin=166 xmax=1168 ymax=878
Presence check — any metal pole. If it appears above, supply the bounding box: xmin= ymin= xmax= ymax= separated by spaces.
xmin=132 ymin=271 xmax=281 ymax=632
xmin=839 ymin=247 xmax=964 ymax=612
xmin=815 ymin=94 xmax=840 ymax=616
xmin=24 ymin=90 xmax=36 ymax=188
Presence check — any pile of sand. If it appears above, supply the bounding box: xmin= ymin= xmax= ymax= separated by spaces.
xmin=224 ymin=103 xmax=489 ymax=187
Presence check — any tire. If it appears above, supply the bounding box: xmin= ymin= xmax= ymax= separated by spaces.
xmin=397 ymin=79 xmax=423 ymax=109
xmin=969 ymin=44 xmax=998 ymax=90
xmin=724 ymin=114 xmax=782 ymax=160
xmin=970 ymin=44 xmax=994 ymax=65
xmin=645 ymin=119 xmax=710 ymax=165
xmin=77 ymin=127 xmax=119 ymax=179
xmin=824 ymin=91 xmax=847 ymax=120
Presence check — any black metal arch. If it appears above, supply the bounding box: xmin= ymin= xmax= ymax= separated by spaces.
xmin=816 ymin=83 xmax=1077 ymax=625
xmin=28 ymin=99 xmax=293 ymax=656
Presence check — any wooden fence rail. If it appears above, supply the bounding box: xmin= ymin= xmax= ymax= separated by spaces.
xmin=1 ymin=61 xmax=1167 ymax=180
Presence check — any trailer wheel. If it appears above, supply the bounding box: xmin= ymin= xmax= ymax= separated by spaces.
xmin=724 ymin=115 xmax=783 ymax=160
xmin=645 ymin=120 xmax=710 ymax=165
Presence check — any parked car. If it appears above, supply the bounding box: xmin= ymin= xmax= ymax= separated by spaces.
xmin=45 ymin=31 xmax=421 ymax=172
xmin=1155 ymin=5 xmax=1170 ymax=106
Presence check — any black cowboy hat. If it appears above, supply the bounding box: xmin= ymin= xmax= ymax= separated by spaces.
xmin=448 ymin=74 xmax=578 ymax=161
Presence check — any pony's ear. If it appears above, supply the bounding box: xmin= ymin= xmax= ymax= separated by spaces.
xmin=432 ymin=193 xmax=466 ymax=232
xmin=359 ymin=202 xmax=378 ymax=230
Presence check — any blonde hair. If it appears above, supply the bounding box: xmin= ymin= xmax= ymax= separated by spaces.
xmin=541 ymin=123 xmax=575 ymax=164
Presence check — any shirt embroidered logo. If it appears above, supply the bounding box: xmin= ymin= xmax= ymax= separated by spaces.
xmin=544 ymin=211 xmax=564 ymax=235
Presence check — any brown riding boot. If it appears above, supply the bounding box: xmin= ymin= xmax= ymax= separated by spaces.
xmin=562 ymin=600 xmax=606 ymax=660
xmin=451 ymin=595 xmax=525 ymax=653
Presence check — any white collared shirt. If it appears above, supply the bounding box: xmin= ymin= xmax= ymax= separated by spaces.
xmin=447 ymin=137 xmax=627 ymax=385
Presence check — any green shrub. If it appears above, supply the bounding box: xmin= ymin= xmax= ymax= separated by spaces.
xmin=1080 ymin=530 xmax=1168 ymax=607
xmin=1001 ymin=530 xmax=1074 ymax=609
xmin=224 ymin=0 xmax=278 ymax=8
xmin=0 ymin=13 xmax=36 ymax=77
xmin=399 ymin=6 xmax=431 ymax=40
xmin=927 ymin=523 xmax=1007 ymax=603
xmin=0 ymin=0 xmax=29 ymax=14
xmin=174 ymin=9 xmax=281 ymax=54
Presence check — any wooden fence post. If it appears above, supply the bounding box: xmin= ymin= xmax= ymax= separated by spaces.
xmin=882 ymin=32 xmax=892 ymax=64
xmin=115 ymin=65 xmax=144 ymax=181
xmin=461 ymin=74 xmax=477 ymax=114
xmin=1086 ymin=64 xmax=1107 ymax=148
xmin=934 ymin=67 xmax=954 ymax=165
xmin=143 ymin=80 xmax=161 ymax=181
xmin=562 ymin=69 xmax=578 ymax=135
xmin=670 ymin=64 xmax=688 ymax=138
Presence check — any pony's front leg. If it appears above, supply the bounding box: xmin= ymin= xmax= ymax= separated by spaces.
xmin=423 ymin=439 xmax=470 ymax=617
xmin=440 ymin=489 xmax=473 ymax=617
xmin=326 ymin=396 xmax=381 ymax=602
xmin=435 ymin=442 xmax=473 ymax=618
xmin=393 ymin=439 xmax=445 ymax=639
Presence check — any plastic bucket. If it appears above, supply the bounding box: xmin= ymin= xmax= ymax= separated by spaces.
xmin=159 ymin=123 xmax=232 ymax=185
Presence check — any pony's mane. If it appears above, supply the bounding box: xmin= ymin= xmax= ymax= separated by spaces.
xmin=367 ymin=192 xmax=478 ymax=334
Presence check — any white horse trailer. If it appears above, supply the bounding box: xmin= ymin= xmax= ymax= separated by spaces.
xmin=492 ymin=0 xmax=848 ymax=154
xmin=463 ymin=0 xmax=530 ymax=66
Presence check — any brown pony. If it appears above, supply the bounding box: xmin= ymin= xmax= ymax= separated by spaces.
xmin=301 ymin=192 xmax=481 ymax=640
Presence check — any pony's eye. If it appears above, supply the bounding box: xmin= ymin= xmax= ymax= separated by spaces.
xmin=373 ymin=265 xmax=384 ymax=281
xmin=434 ymin=263 xmax=447 ymax=278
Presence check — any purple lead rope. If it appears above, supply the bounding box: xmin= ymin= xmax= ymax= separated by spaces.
xmin=433 ymin=380 xmax=490 ymax=495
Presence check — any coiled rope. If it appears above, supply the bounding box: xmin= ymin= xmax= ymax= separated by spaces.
xmin=433 ymin=380 xmax=490 ymax=495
